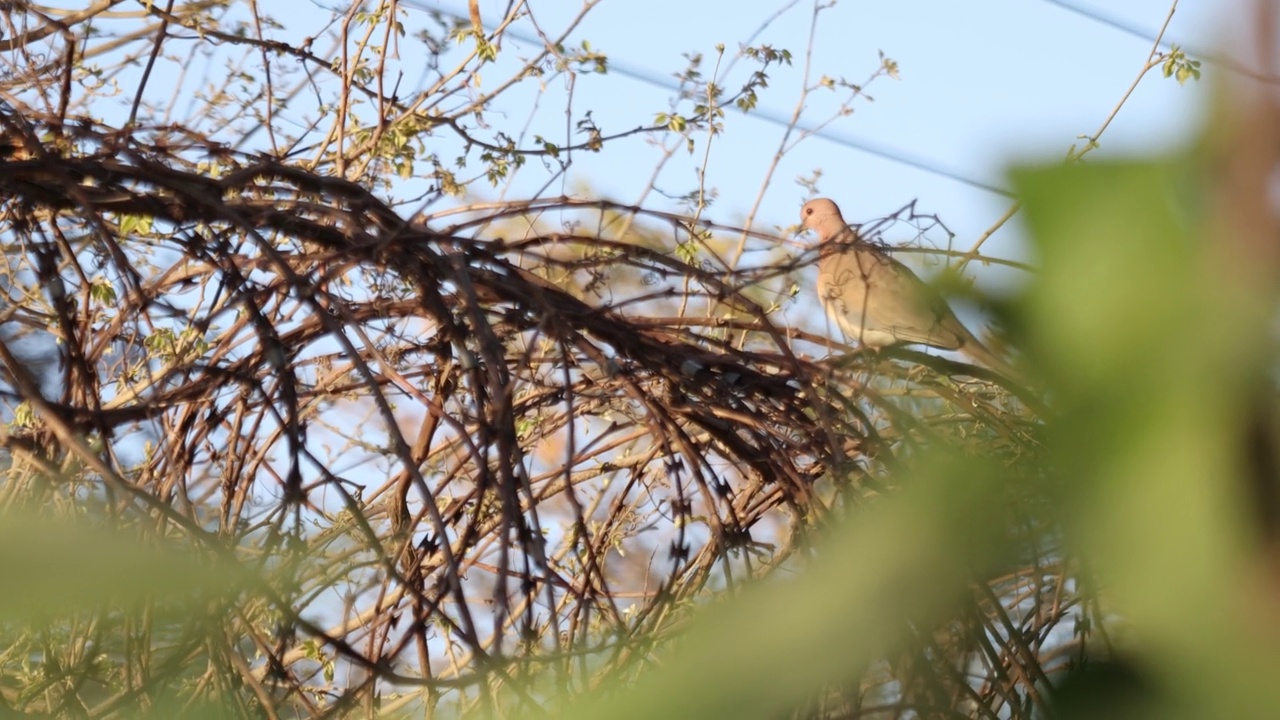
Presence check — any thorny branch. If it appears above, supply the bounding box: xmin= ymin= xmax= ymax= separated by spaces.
xmin=0 ymin=2 xmax=1065 ymax=717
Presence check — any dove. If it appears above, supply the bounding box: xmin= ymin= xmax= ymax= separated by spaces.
xmin=800 ymin=197 xmax=1015 ymax=377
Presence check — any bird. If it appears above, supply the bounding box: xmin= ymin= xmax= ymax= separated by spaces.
xmin=799 ymin=197 xmax=1015 ymax=377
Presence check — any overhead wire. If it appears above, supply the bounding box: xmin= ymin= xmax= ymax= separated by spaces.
xmin=1041 ymin=0 xmax=1280 ymax=85
xmin=407 ymin=0 xmax=1014 ymax=197
xmin=407 ymin=1 xmax=1248 ymax=198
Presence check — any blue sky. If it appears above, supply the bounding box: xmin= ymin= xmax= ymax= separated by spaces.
xmin=411 ymin=0 xmax=1226 ymax=271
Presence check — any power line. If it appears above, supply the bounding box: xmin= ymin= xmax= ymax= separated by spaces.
xmin=560 ymin=46 xmax=1015 ymax=197
xmin=1041 ymin=0 xmax=1178 ymax=44
xmin=411 ymin=1 xmax=1260 ymax=196
xmin=1041 ymin=0 xmax=1280 ymax=85
xmin=408 ymin=1 xmax=1014 ymax=197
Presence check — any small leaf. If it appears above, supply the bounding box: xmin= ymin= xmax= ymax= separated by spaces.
xmin=89 ymin=278 xmax=116 ymax=304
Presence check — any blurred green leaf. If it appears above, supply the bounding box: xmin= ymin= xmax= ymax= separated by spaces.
xmin=0 ymin=513 xmax=239 ymax=622
xmin=563 ymin=454 xmax=1016 ymax=720
xmin=1014 ymin=158 xmax=1280 ymax=716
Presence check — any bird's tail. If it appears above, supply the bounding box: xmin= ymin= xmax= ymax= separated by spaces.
xmin=958 ymin=329 xmax=1021 ymax=382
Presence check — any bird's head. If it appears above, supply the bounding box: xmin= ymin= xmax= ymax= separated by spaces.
xmin=799 ymin=197 xmax=846 ymax=240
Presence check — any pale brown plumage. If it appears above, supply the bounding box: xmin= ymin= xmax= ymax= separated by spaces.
xmin=800 ymin=197 xmax=1014 ymax=377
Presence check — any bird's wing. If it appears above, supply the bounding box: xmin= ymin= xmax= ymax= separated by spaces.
xmin=842 ymin=246 xmax=966 ymax=350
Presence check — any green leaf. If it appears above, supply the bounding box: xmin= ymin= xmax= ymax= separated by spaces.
xmin=1012 ymin=156 xmax=1280 ymax=714
xmin=0 ymin=513 xmax=241 ymax=622
xmin=561 ymin=454 xmax=1012 ymax=720
xmin=89 ymin=277 xmax=116 ymax=305
xmin=11 ymin=401 xmax=34 ymax=428
xmin=118 ymin=214 xmax=153 ymax=237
